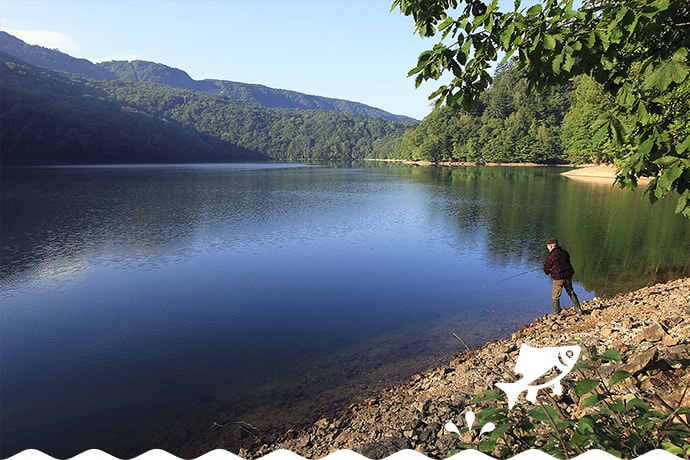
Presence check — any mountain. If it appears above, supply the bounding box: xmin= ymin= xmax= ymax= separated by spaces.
xmin=0 ymin=31 xmax=116 ymax=80
xmin=0 ymin=52 xmax=264 ymax=164
xmin=0 ymin=31 xmax=417 ymax=122
xmin=96 ymin=60 xmax=205 ymax=90
xmin=0 ymin=51 xmax=412 ymax=165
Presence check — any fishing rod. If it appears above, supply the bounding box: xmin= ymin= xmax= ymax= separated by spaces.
xmin=497 ymin=267 xmax=542 ymax=283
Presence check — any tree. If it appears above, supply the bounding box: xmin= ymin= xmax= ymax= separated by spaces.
xmin=560 ymin=75 xmax=616 ymax=164
xmin=392 ymin=0 xmax=690 ymax=217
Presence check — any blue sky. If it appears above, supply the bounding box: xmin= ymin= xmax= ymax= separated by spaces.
xmin=0 ymin=0 xmax=454 ymax=120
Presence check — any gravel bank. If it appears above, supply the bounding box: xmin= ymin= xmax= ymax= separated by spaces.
xmin=248 ymin=277 xmax=690 ymax=459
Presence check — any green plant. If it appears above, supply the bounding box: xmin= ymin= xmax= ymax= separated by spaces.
xmin=446 ymin=347 xmax=690 ymax=459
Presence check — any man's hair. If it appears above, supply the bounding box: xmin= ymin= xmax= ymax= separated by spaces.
xmin=546 ymin=237 xmax=558 ymax=246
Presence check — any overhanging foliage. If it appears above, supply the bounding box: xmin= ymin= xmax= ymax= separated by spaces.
xmin=393 ymin=0 xmax=690 ymax=217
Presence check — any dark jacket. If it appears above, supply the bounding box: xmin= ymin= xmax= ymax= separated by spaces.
xmin=543 ymin=246 xmax=575 ymax=280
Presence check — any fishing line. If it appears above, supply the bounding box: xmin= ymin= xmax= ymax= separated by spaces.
xmin=480 ymin=268 xmax=542 ymax=289
xmin=499 ymin=267 xmax=542 ymax=283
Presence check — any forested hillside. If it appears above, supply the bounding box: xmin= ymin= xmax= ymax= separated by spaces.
xmin=0 ymin=54 xmax=261 ymax=164
xmin=0 ymin=53 xmax=413 ymax=165
xmin=372 ymin=62 xmax=645 ymax=166
xmin=0 ymin=31 xmax=415 ymax=123
xmin=99 ymin=60 xmax=417 ymax=121
xmin=373 ymin=64 xmax=586 ymax=164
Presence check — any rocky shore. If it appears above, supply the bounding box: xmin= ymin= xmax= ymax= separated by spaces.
xmin=248 ymin=277 xmax=690 ymax=459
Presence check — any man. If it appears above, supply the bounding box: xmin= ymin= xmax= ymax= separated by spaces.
xmin=543 ymin=237 xmax=583 ymax=315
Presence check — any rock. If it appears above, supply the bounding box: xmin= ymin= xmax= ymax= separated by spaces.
xmin=622 ymin=347 xmax=659 ymax=374
xmin=333 ymin=431 xmax=350 ymax=445
xmin=634 ymin=322 xmax=666 ymax=343
xmin=418 ymin=424 xmax=439 ymax=442
xmin=662 ymin=335 xmax=680 ymax=347
xmin=314 ymin=418 xmax=329 ymax=429
xmin=296 ymin=436 xmax=310 ymax=448
xmin=667 ymin=344 xmax=690 ymax=361
xmin=357 ymin=437 xmax=411 ymax=459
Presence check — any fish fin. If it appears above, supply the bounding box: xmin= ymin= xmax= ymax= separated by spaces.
xmin=525 ymin=386 xmax=540 ymax=403
xmin=495 ymin=381 xmax=523 ymax=409
xmin=512 ymin=343 xmax=535 ymax=376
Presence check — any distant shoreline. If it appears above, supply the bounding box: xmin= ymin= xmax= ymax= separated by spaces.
xmin=363 ymin=158 xmax=562 ymax=167
xmin=364 ymin=160 xmax=653 ymax=184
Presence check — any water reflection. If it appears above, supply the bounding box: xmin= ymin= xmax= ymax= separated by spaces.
xmin=3 ymin=165 xmax=687 ymax=297
xmin=401 ymin=165 xmax=690 ymax=296
xmin=1 ymin=164 xmax=688 ymax=458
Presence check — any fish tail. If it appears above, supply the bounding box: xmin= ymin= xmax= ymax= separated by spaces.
xmin=495 ymin=381 xmax=523 ymax=409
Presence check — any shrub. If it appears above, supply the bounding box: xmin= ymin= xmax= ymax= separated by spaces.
xmin=445 ymin=347 xmax=690 ymax=459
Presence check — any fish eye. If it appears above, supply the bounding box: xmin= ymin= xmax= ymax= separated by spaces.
xmin=565 ymin=350 xmax=573 ymax=358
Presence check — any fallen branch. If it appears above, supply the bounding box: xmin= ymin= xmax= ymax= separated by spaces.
xmin=453 ymin=332 xmax=471 ymax=353
xmin=211 ymin=420 xmax=260 ymax=433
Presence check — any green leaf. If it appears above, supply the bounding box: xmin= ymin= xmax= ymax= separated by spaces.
xmin=582 ymin=394 xmax=600 ymax=407
xmin=489 ymin=421 xmax=511 ymax=439
xmin=563 ymin=52 xmax=575 ymax=72
xmin=472 ymin=389 xmax=504 ymax=405
xmin=609 ymin=399 xmax=626 ymax=412
xmin=658 ymin=164 xmax=684 ymax=191
xmin=575 ymin=415 xmax=595 ymax=434
xmin=608 ymin=370 xmax=631 ymax=386
xmin=599 ymin=349 xmax=622 ymax=362
xmin=552 ymin=53 xmax=564 ymax=73
xmin=672 ymin=47 xmax=688 ymax=64
xmin=662 ymin=442 xmax=686 ymax=456
xmin=636 ymin=100 xmax=650 ymax=124
xmin=677 ymin=134 xmax=690 ymax=154
xmin=529 ymin=406 xmax=551 ymax=422
xmin=543 ymin=34 xmax=557 ymax=50
xmin=409 ymin=51 xmax=433 ymax=75
xmin=644 ymin=61 xmax=690 ymax=93
xmin=676 ymin=189 xmax=690 ymax=216
xmin=603 ymin=116 xmax=627 ymax=147
xmin=569 ymin=432 xmax=593 ymax=451
xmin=616 ymin=85 xmax=636 ymax=109
xmin=573 ymin=361 xmax=594 ymax=371
xmin=575 ymin=379 xmax=600 ymax=396
xmin=526 ymin=4 xmax=542 ymax=18
xmin=500 ymin=22 xmax=515 ymax=49
xmin=638 ymin=136 xmax=655 ymax=156
xmin=438 ymin=17 xmax=455 ymax=32
xmin=626 ymin=397 xmax=649 ymax=411
xmin=593 ymin=114 xmax=613 ymax=144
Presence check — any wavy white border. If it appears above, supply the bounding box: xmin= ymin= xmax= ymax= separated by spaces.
xmin=5 ymin=449 xmax=679 ymax=460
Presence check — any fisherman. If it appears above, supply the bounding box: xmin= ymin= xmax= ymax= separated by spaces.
xmin=543 ymin=237 xmax=583 ymax=315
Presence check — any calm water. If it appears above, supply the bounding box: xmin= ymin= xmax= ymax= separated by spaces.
xmin=1 ymin=164 xmax=688 ymax=458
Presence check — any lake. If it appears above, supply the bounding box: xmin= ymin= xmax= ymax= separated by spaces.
xmin=1 ymin=164 xmax=688 ymax=458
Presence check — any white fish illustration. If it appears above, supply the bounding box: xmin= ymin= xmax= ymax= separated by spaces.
xmin=495 ymin=344 xmax=581 ymax=409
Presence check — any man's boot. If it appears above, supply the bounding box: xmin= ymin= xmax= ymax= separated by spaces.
xmin=570 ymin=293 xmax=583 ymax=314
xmin=551 ymin=298 xmax=561 ymax=315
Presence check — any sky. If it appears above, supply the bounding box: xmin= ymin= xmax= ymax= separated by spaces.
xmin=0 ymin=0 xmax=458 ymax=120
